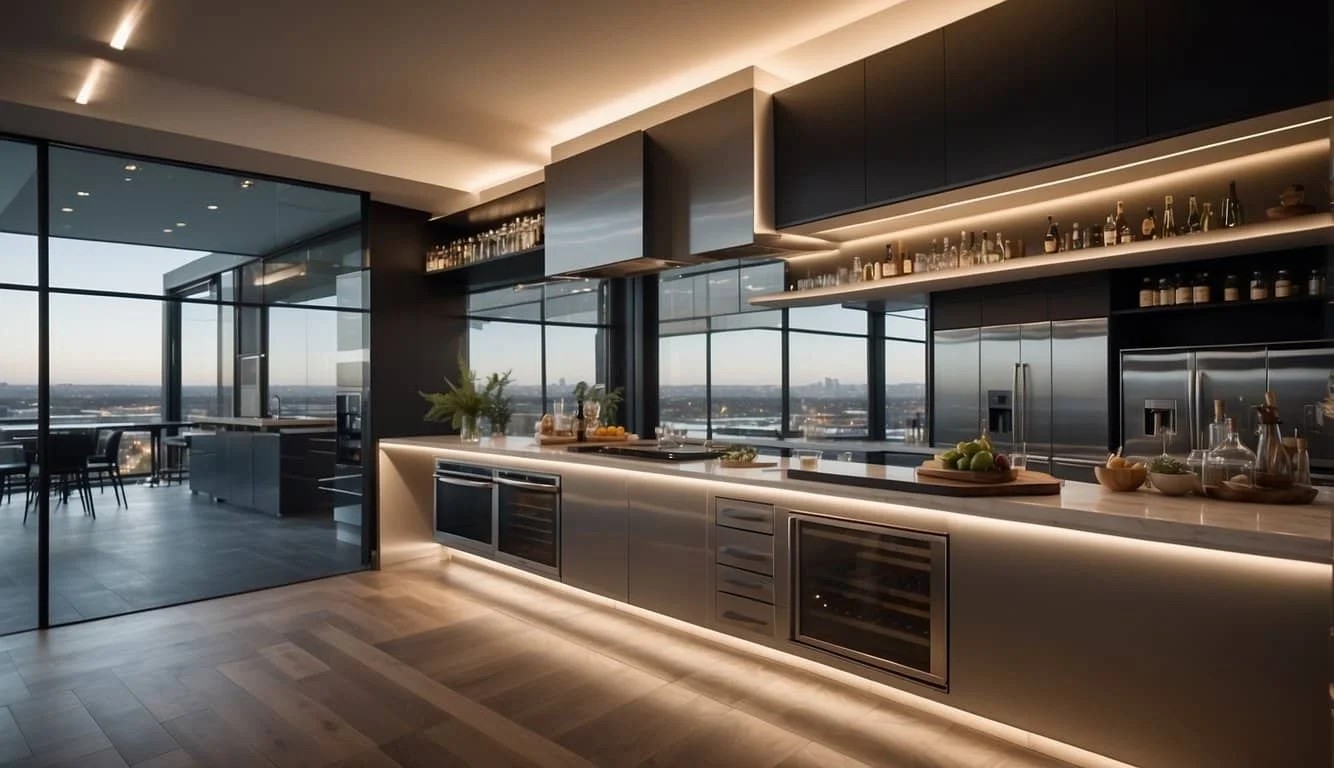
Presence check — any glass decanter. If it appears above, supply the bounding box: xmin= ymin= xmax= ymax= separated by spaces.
xmin=1253 ymin=391 xmax=1293 ymax=488
xmin=1203 ymin=417 xmax=1255 ymax=487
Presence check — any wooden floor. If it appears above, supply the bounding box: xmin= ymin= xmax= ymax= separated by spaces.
xmin=0 ymin=554 xmax=1078 ymax=768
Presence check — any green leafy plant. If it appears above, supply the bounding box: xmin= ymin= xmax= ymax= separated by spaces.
xmin=592 ymin=384 xmax=625 ymax=426
xmin=420 ymin=355 xmax=488 ymax=430
xmin=572 ymin=380 xmax=590 ymax=403
xmin=482 ymin=370 xmax=514 ymax=434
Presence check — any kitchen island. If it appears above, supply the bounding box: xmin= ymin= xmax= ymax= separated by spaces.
xmin=378 ymin=436 xmax=1330 ymax=768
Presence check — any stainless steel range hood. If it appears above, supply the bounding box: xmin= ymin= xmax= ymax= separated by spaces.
xmin=543 ymin=91 xmax=833 ymax=279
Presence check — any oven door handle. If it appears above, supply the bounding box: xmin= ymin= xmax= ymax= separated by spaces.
xmin=495 ymin=477 xmax=559 ymax=494
xmin=435 ymin=475 xmax=494 ymax=489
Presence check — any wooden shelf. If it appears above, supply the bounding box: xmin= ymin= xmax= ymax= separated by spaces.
xmin=1110 ymin=295 xmax=1324 ymax=316
xmin=750 ymin=214 xmax=1334 ymax=309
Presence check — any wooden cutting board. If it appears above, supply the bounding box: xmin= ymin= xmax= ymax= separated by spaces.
xmin=912 ymin=467 xmax=1062 ymax=497
xmin=918 ymin=460 xmax=1019 ymax=484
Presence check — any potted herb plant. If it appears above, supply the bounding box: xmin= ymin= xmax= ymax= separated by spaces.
xmin=420 ymin=356 xmax=488 ymax=443
xmin=592 ymin=384 xmax=624 ymax=426
xmin=482 ymin=370 xmax=514 ymax=437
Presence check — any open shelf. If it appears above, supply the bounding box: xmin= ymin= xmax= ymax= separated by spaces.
xmin=424 ymin=246 xmax=545 ymax=291
xmin=1111 ymin=295 xmax=1324 ymax=316
xmin=750 ymin=213 xmax=1334 ymax=309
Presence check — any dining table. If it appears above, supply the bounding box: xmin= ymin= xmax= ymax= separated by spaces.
xmin=0 ymin=421 xmax=195 ymax=483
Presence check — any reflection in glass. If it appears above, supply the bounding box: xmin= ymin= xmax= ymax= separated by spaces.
xmin=789 ymin=332 xmax=869 ymax=438
xmin=267 ymin=307 xmax=339 ymax=417
xmin=0 ymin=140 xmax=38 ymax=286
xmin=0 ymin=289 xmax=38 ymax=634
xmin=468 ymin=320 xmax=542 ymax=435
xmin=886 ymin=339 xmax=928 ymax=443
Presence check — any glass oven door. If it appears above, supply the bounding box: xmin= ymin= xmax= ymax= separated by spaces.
xmin=433 ymin=463 xmax=495 ymax=553
xmin=792 ymin=514 xmax=948 ymax=688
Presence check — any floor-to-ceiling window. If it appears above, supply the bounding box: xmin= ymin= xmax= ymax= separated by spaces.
xmin=0 ymin=138 xmax=369 ymax=631
xmin=465 ymin=279 xmax=609 ymax=435
xmin=657 ymin=261 xmax=926 ymax=442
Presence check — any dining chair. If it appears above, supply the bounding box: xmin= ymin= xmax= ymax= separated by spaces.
xmin=0 ymin=444 xmax=28 ymax=508
xmin=86 ymin=429 xmax=128 ymax=508
xmin=45 ymin=432 xmax=96 ymax=518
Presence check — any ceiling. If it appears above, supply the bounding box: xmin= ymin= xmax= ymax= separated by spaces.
xmin=0 ymin=0 xmax=1000 ymax=214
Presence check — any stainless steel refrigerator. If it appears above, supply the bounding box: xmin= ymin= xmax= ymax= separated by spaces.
xmin=933 ymin=318 xmax=1109 ymax=479
xmin=1121 ymin=342 xmax=1334 ymax=475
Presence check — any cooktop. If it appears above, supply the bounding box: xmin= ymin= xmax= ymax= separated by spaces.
xmin=567 ymin=444 xmax=725 ymax=462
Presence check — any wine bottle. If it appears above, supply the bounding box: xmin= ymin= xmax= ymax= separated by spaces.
xmin=1044 ymin=217 xmax=1059 ymax=254
xmin=1186 ymin=195 xmax=1201 ymax=233
xmin=1161 ymin=194 xmax=1177 ymax=238
xmin=1070 ymin=222 xmax=1082 ymax=250
xmin=1200 ymin=201 xmax=1215 ymax=232
xmin=1102 ymin=214 xmax=1116 ymax=247
xmin=1114 ymin=201 xmax=1132 ymax=245
xmin=1140 ymin=207 xmax=1157 ymax=241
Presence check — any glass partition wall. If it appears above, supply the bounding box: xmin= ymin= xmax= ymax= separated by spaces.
xmin=0 ymin=138 xmax=369 ymax=632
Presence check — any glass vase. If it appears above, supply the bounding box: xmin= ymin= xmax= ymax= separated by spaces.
xmin=459 ymin=413 xmax=482 ymax=444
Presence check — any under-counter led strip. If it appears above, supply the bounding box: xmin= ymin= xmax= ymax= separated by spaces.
xmin=803 ymin=115 xmax=1331 ymax=248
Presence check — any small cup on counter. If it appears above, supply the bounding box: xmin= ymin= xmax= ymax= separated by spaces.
xmin=795 ymin=450 xmax=822 ymax=470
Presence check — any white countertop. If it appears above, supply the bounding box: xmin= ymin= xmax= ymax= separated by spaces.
xmin=380 ymin=436 xmax=1333 ymax=563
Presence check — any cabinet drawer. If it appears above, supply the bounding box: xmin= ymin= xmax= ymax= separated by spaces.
xmin=716 ymin=592 xmax=776 ymax=637
xmin=716 ymin=526 xmax=774 ymax=576
xmin=715 ymin=497 xmax=774 ymax=534
xmin=716 ymin=564 xmax=775 ymax=605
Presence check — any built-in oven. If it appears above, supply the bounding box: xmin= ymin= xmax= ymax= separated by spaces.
xmin=495 ymin=470 xmax=561 ymax=576
xmin=433 ymin=461 xmax=496 ymax=556
xmin=790 ymin=513 xmax=948 ymax=688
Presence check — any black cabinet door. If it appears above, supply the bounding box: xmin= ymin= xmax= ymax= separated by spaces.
xmin=866 ymin=30 xmax=947 ymax=206
xmin=1145 ymin=0 xmax=1329 ymax=138
xmin=773 ymin=61 xmax=866 ymax=227
xmin=944 ymin=0 xmax=1118 ymax=186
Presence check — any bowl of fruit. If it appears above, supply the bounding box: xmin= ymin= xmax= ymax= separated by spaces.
xmin=1094 ymin=451 xmax=1148 ymax=492
xmin=1147 ymin=455 xmax=1200 ymax=496
xmin=923 ymin=434 xmax=1016 ymax=483
xmin=718 ymin=445 xmax=777 ymax=468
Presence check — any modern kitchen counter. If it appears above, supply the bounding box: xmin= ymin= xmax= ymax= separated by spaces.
xmin=192 ymin=416 xmax=337 ymax=431
xmin=382 ymin=436 xmax=1331 ymax=563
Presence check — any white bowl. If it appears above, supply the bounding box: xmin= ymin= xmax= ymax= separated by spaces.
xmin=1149 ymin=472 xmax=1201 ymax=496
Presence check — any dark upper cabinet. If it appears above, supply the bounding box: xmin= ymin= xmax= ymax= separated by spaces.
xmin=1144 ymin=0 xmax=1329 ymax=139
xmin=865 ymin=30 xmax=947 ymax=207
xmin=773 ymin=61 xmax=866 ymax=227
xmin=943 ymin=0 xmax=1118 ymax=186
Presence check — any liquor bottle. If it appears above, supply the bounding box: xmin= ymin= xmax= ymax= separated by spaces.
xmin=1043 ymin=218 xmax=1059 ymax=254
xmin=1140 ymin=207 xmax=1157 ymax=241
xmin=1192 ymin=272 xmax=1211 ymax=304
xmin=1186 ymin=195 xmax=1201 ymax=232
xmin=573 ymin=398 xmax=587 ymax=442
xmin=978 ymin=231 xmax=991 ymax=263
xmin=1070 ymin=222 xmax=1082 ymax=250
xmin=930 ymin=238 xmax=941 ymax=269
xmin=1174 ymin=273 xmax=1192 ymax=305
xmin=1114 ymin=202 xmax=1132 ymax=245
xmin=1138 ymin=277 xmax=1156 ymax=308
xmin=882 ymin=244 xmax=897 ymax=277
xmin=1308 ymin=269 xmax=1325 ymax=297
xmin=994 ymin=231 xmax=1006 ymax=261
xmin=943 ymin=236 xmax=956 ymax=269
xmin=959 ymin=231 xmax=973 ymax=267
xmin=1222 ymin=180 xmax=1242 ymax=228
xmin=1161 ymin=194 xmax=1177 ymax=238
xmin=1200 ymin=201 xmax=1215 ymax=232
xmin=1102 ymin=214 xmax=1116 ymax=247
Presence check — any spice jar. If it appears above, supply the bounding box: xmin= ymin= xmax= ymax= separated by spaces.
xmin=1308 ymin=269 xmax=1326 ymax=297
xmin=1192 ymin=272 xmax=1211 ymax=304
xmin=1138 ymin=277 xmax=1156 ymax=308
xmin=1173 ymin=273 xmax=1192 ymax=305
xmin=1274 ymin=269 xmax=1293 ymax=298
xmin=1249 ymin=271 xmax=1268 ymax=300
xmin=1223 ymin=274 xmax=1240 ymax=302
xmin=1157 ymin=277 xmax=1174 ymax=306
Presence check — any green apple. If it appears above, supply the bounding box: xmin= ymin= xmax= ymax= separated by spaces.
xmin=971 ymin=451 xmax=995 ymax=472
xmin=962 ymin=441 xmax=982 ymax=457
xmin=954 ymin=455 xmax=972 ymax=471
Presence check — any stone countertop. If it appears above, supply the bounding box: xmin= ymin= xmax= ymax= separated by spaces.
xmin=379 ymin=436 xmax=1332 ymax=564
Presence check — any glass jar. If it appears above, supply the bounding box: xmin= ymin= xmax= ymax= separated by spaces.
xmin=1223 ymin=274 xmax=1240 ymax=302
xmin=1174 ymin=273 xmax=1192 ymax=305
xmin=1253 ymin=393 xmax=1293 ymax=488
xmin=1274 ymin=269 xmax=1293 ymax=298
xmin=1138 ymin=277 xmax=1156 ymax=308
xmin=1309 ymin=269 xmax=1326 ymax=297
xmin=1204 ymin=418 xmax=1256 ymax=487
xmin=1157 ymin=277 xmax=1174 ymax=306
xmin=1192 ymin=272 xmax=1210 ymax=304
xmin=1249 ymin=271 xmax=1268 ymax=300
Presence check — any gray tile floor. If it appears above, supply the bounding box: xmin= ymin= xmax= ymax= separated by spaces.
xmin=0 ymin=480 xmax=364 ymax=635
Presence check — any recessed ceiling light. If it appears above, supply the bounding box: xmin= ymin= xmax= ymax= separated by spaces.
xmin=162 ymin=228 xmax=173 ymax=233
xmin=124 ymin=164 xmax=137 ymax=171
xmin=239 ymin=179 xmax=254 ymax=189
xmin=109 ymin=2 xmax=145 ymax=50
xmin=74 ymin=61 xmax=102 ymax=105
xmin=76 ymin=191 xmax=90 ymax=197
xmin=123 ymin=177 xmax=133 ymax=182
xmin=206 ymin=204 xmax=219 ymax=210
xmin=175 ymin=222 xmax=186 ymax=227
xmin=60 ymin=207 xmax=74 ymax=213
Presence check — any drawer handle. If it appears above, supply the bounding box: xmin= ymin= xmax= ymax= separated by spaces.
xmin=722 ymin=511 xmax=768 ymax=522
xmin=722 ymin=610 xmax=768 ymax=626
xmin=719 ymin=546 xmax=767 ymax=561
xmin=722 ymin=577 xmax=762 ymax=589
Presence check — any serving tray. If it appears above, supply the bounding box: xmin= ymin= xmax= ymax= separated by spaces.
xmin=918 ymin=460 xmax=1019 ymax=484
xmin=1203 ymin=482 xmax=1318 ymax=505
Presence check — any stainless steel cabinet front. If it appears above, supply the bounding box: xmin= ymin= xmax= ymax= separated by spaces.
xmin=715 ymin=496 xmax=775 ymax=534
xmin=716 ymin=592 xmax=776 ymax=637
xmin=715 ymin=564 xmax=775 ymax=604
xmin=627 ymin=476 xmax=710 ymax=625
xmin=715 ymin=526 xmax=775 ymax=576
